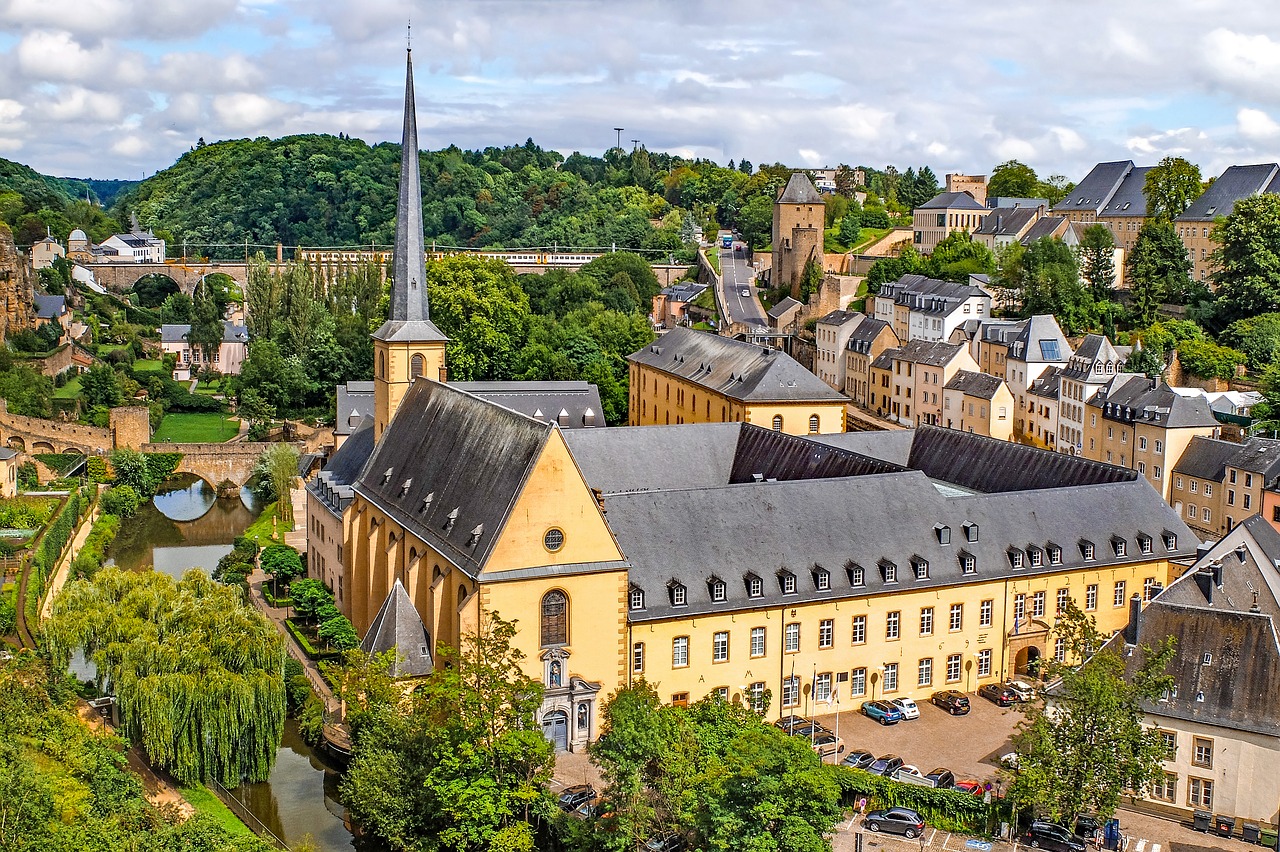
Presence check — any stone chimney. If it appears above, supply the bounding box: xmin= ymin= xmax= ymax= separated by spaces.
xmin=1124 ymin=593 xmax=1143 ymax=644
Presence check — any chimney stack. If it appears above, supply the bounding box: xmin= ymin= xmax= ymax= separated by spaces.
xmin=1125 ymin=593 xmax=1143 ymax=644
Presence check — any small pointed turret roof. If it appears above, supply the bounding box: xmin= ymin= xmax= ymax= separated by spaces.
xmin=374 ymin=49 xmax=447 ymax=343
xmin=360 ymin=578 xmax=433 ymax=678
xmin=778 ymin=172 xmax=825 ymax=205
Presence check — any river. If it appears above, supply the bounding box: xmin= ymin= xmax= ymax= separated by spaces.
xmin=104 ymin=474 xmax=366 ymax=851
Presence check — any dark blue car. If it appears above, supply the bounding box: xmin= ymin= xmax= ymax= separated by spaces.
xmin=860 ymin=700 xmax=904 ymax=725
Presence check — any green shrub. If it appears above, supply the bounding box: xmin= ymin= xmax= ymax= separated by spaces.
xmin=298 ymin=693 xmax=324 ymax=745
xmin=0 ymin=496 xmax=59 ymax=530
xmin=71 ymin=513 xmax=121 ymax=579
xmin=833 ymin=768 xmax=993 ymax=834
xmin=99 ymin=485 xmax=141 ymax=518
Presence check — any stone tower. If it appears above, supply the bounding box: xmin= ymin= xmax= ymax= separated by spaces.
xmin=373 ymin=48 xmax=449 ymax=441
xmin=0 ymin=224 xmax=36 ymax=341
xmin=771 ymin=172 xmax=825 ymax=298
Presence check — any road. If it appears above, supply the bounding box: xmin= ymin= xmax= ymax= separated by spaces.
xmin=717 ymin=243 xmax=768 ymax=330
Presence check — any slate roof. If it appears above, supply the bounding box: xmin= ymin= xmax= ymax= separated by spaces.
xmin=360 ymin=579 xmax=433 ymax=678
xmin=944 ymin=370 xmax=1004 ymax=399
xmin=626 ymin=326 xmax=844 ymax=403
xmin=1175 ymin=435 xmax=1280 ymax=481
xmin=1052 ymin=160 xmax=1135 ymax=215
xmin=563 ymin=423 xmax=743 ymax=495
xmin=335 ymin=381 xmax=375 ymax=436
xmin=808 ymin=430 xmax=917 ymax=466
xmin=917 ymin=191 xmax=986 ymax=211
xmin=778 ymin=172 xmax=825 ymax=205
xmin=1119 ymin=516 xmax=1280 ymax=737
xmin=1007 ymin=315 xmax=1071 ymax=364
xmin=452 ymin=381 xmax=604 ymax=429
xmin=307 ymin=415 xmax=376 ymax=517
xmin=1028 ymin=365 xmax=1063 ymax=400
xmin=846 ymin=317 xmax=894 ymax=354
xmin=878 ymin=274 xmax=989 ymax=313
xmin=33 ymin=294 xmax=65 ymax=318
xmin=893 ymin=338 xmax=966 ymax=368
xmin=1019 ymin=217 xmax=1069 ymax=244
xmin=661 ymin=281 xmax=707 ymax=303
xmin=1099 ymin=166 xmax=1153 ymax=217
xmin=767 ymin=296 xmax=802 ymax=320
xmin=159 ymin=321 xmax=247 ymax=344
xmin=1178 ymin=164 xmax=1279 ymax=222
xmin=816 ymin=309 xmax=862 ymax=327
xmin=353 ymin=380 xmax=555 ymax=578
xmin=974 ymin=207 xmax=1039 ymax=237
xmin=1092 ymin=376 xmax=1219 ymax=429
xmin=985 ymin=197 xmax=1050 ymax=209
xmin=1060 ymin=334 xmax=1127 ymax=381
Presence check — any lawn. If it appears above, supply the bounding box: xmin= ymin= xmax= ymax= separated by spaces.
xmin=53 ymin=376 xmax=82 ymax=400
xmin=244 ymin=501 xmax=294 ymax=546
xmin=132 ymin=359 xmax=166 ymax=374
xmin=193 ymin=380 xmax=225 ymax=396
xmin=180 ymin=785 xmax=253 ymax=836
xmin=151 ymin=413 xmax=240 ymax=443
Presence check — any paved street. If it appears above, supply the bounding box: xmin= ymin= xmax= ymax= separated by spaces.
xmin=717 ymin=243 xmax=767 ymax=329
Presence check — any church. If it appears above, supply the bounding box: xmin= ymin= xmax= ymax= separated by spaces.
xmin=307 ymin=50 xmax=1199 ymax=754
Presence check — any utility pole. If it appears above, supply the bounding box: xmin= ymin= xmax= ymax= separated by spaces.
xmin=613 ymin=127 xmax=623 ymax=149
xmin=631 ymin=139 xmax=640 ymax=151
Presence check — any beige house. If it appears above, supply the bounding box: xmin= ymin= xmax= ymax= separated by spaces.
xmin=814 ymin=310 xmax=865 ymax=392
xmin=1176 ymin=163 xmax=1280 ymax=285
xmin=160 ymin=322 xmax=249 ymax=380
xmin=0 ymin=448 xmax=16 ymax=498
xmin=1003 ymin=315 xmax=1072 ymax=441
xmin=1121 ymin=515 xmax=1280 ymax=831
xmin=1171 ymin=437 xmax=1280 ymax=540
xmin=1024 ymin=367 xmax=1063 ymax=451
xmin=1095 ymin=166 xmax=1153 ymax=256
xmin=844 ymin=318 xmax=899 ymax=411
xmin=912 ymin=191 xmax=988 ymax=255
xmin=942 ymin=370 xmax=1014 ymax=441
xmin=872 ymin=339 xmax=978 ymax=428
xmin=971 ymin=206 xmax=1042 ymax=251
xmin=1056 ymin=335 xmax=1129 ymax=455
xmin=30 ymin=236 xmax=64 ymax=270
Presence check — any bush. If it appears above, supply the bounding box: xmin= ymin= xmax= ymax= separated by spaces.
xmin=318 ymin=615 xmax=359 ymax=651
xmin=290 ymin=578 xmax=331 ymax=622
xmin=71 ymin=513 xmax=121 ymax=579
xmin=16 ymin=462 xmax=37 ymax=491
xmin=832 ymin=768 xmax=992 ymax=833
xmin=0 ymin=497 xmax=59 ymax=530
xmin=85 ymin=457 xmax=109 ymax=484
xmin=28 ymin=491 xmax=81 ymax=599
xmin=99 ymin=485 xmax=141 ymax=518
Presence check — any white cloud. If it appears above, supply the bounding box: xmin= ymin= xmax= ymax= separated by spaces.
xmin=1201 ymin=29 xmax=1280 ymax=95
xmin=213 ymin=92 xmax=293 ymax=130
xmin=994 ymin=137 xmax=1037 ymax=162
xmin=1238 ymin=107 xmax=1280 ymax=139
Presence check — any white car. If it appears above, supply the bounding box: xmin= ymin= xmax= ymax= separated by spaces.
xmin=895 ymin=765 xmax=926 ymax=783
xmin=889 ymin=697 xmax=920 ymax=720
xmin=1005 ymin=680 xmax=1036 ymax=702
xmin=740 ymin=287 xmax=751 ymax=298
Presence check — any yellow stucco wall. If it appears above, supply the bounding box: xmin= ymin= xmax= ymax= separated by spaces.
xmin=373 ymin=339 xmax=447 ymax=439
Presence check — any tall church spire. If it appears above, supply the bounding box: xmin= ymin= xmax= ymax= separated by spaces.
xmin=392 ymin=48 xmax=429 ymax=322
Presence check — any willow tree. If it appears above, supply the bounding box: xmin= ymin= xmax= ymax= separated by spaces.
xmin=260 ymin=442 xmax=299 ymax=524
xmin=44 ymin=568 xmax=286 ymax=787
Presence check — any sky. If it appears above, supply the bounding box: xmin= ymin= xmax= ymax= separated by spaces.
xmin=3 ymin=0 xmax=1280 ymax=182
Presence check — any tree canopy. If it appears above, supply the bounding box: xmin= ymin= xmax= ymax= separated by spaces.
xmin=1210 ymin=193 xmax=1280 ymax=328
xmin=1143 ymin=156 xmax=1202 ymax=221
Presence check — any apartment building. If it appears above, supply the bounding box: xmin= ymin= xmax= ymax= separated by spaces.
xmin=814 ymin=310 xmax=866 ymax=392
xmin=1004 ymin=315 xmax=1072 ymax=440
xmin=1176 ymin=163 xmax=1280 ymax=284
xmin=1172 ymin=437 xmax=1280 ymax=539
xmin=872 ymin=274 xmax=993 ymax=344
xmin=1051 ymin=160 xmax=1141 ymax=225
xmin=913 ymin=191 xmax=989 ymax=254
xmin=943 ymin=370 xmax=1014 ymax=441
xmin=870 ymin=339 xmax=978 ymax=428
xmin=1057 ymin=335 xmax=1130 ymax=455
xmin=972 ymin=206 xmax=1043 ymax=251
xmin=1025 ymin=366 xmax=1063 ymax=451
xmin=843 ymin=318 xmax=899 ymax=410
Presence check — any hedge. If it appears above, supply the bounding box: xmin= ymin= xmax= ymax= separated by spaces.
xmin=32 ymin=454 xmax=85 ymax=476
xmin=71 ymin=513 xmax=121 ymax=579
xmin=284 ymin=619 xmax=340 ymax=661
xmin=834 ymin=767 xmax=993 ymax=834
xmin=263 ymin=590 xmax=292 ymax=608
xmin=24 ymin=490 xmax=82 ymax=624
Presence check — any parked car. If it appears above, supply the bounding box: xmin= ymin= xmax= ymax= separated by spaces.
xmin=811 ymin=731 xmax=845 ymax=757
xmin=573 ymin=797 xmax=614 ymax=819
xmin=1025 ymin=820 xmax=1085 ymax=851
xmin=842 ymin=748 xmax=876 ymax=770
xmin=924 ymin=767 xmax=956 ymax=789
xmin=1074 ymin=815 xmax=1102 ymax=840
xmin=896 ymin=765 xmax=955 ymax=789
xmin=895 ymin=765 xmax=927 ymax=782
xmin=860 ymin=700 xmax=904 ymax=725
xmin=644 ymin=833 xmax=685 ymax=852
xmin=867 ymin=754 xmax=904 ymax=777
xmin=1000 ymin=751 xmax=1020 ymax=769
xmin=888 ymin=697 xmax=920 ymax=720
xmin=931 ymin=690 xmax=971 ymax=715
xmin=1006 ymin=679 xmax=1036 ymax=702
xmin=864 ymin=807 xmax=926 ymax=839
xmin=953 ymin=779 xmax=985 ymax=796
xmin=557 ymin=784 xmax=596 ymax=812
xmin=775 ymin=715 xmax=824 ymax=735
xmin=978 ymin=683 xmax=1019 ymax=706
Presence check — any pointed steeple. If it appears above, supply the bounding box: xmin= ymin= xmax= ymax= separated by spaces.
xmin=393 ymin=48 xmax=429 ymax=323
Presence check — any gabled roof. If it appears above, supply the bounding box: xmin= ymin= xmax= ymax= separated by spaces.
xmin=893 ymin=338 xmax=966 ymax=368
xmin=1007 ymin=315 xmax=1071 ymax=364
xmin=159 ymin=321 xmax=247 ymax=344
xmin=1028 ymin=365 xmax=1063 ymax=400
xmin=626 ymin=327 xmax=844 ymax=403
xmin=353 ymin=380 xmax=554 ymax=578
xmin=816 ymin=309 xmax=862 ymax=328
xmin=767 ymin=296 xmax=802 ymax=319
xmin=846 ymin=317 xmax=895 ymax=353
xmin=974 ymin=207 xmax=1039 ymax=237
xmin=1098 ymin=166 xmax=1153 ymax=218
xmin=360 ymin=579 xmax=433 ymax=678
xmin=1179 ymin=164 xmax=1280 ymax=222
xmin=778 ymin=172 xmax=824 ymax=205
xmin=1019 ymin=217 xmax=1069 ymax=244
xmin=1051 ymin=160 xmax=1135 ymax=215
xmin=917 ymin=191 xmax=985 ymax=211
xmin=944 ymin=370 xmax=1004 ymax=400
xmin=1060 ymin=334 xmax=1126 ymax=381
xmin=452 ymin=381 xmax=604 ymax=429
xmin=335 ymin=381 xmax=375 ymax=436
xmin=1174 ymin=436 xmax=1245 ymax=480
xmin=33 ymin=294 xmax=65 ymax=319
xmin=1092 ymin=376 xmax=1219 ymax=429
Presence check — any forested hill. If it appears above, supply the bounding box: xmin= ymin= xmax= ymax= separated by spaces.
xmin=0 ymin=157 xmax=131 ymax=245
xmin=112 ymin=134 xmax=703 ymax=256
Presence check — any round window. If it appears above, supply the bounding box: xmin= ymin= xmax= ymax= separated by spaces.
xmin=543 ymin=528 xmax=565 ymax=552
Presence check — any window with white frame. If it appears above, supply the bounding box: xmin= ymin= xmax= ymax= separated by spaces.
xmin=946 ymin=654 xmax=962 ymax=682
xmin=886 ymin=611 xmax=900 ymax=640
xmin=1144 ymin=577 xmax=1157 ymax=601
xmin=849 ymin=564 xmax=865 ymax=586
xmin=1086 ymin=584 xmax=1098 ymax=611
xmin=1054 ymin=637 xmax=1066 ymax=662
xmin=749 ymin=681 xmax=766 ymax=712
xmin=750 ymin=627 xmax=766 ymax=658
xmin=949 ymin=603 xmax=963 ymax=631
xmin=782 ymin=676 xmax=800 ymax=708
xmin=632 ymin=642 xmax=644 ymax=673
xmin=672 ymin=636 xmax=689 ymax=667
xmin=980 ymin=599 xmax=993 ymax=627
xmin=1188 ymin=777 xmax=1213 ymax=808
xmin=883 ymin=662 xmax=899 ymax=691
xmin=1048 ymin=544 xmax=1062 ymax=565
xmin=960 ymin=552 xmax=976 ymax=574
xmin=819 ymin=619 xmax=833 ymax=649
xmin=1009 ymin=549 xmax=1025 ymax=569
xmin=1032 ymin=591 xmax=1046 ymax=618
xmin=629 ymin=587 xmax=645 ymax=610
xmin=815 ymin=672 xmax=832 ymax=702
xmin=977 ymin=648 xmax=992 ymax=677
xmin=920 ymin=607 xmax=934 ymax=636
xmin=1056 ymin=588 xmax=1069 ymax=613
xmin=918 ymin=658 xmax=933 ymax=686
xmin=671 ymin=584 xmax=687 ymax=606
xmin=851 ymin=615 xmax=866 ymax=644
xmin=784 ymin=623 xmax=800 ymax=653
xmin=851 ymin=667 xmax=866 ymax=696
xmin=1114 ymin=580 xmax=1127 ymax=607
xmin=1014 ymin=593 xmax=1026 ymax=621
xmin=712 ymin=631 xmax=729 ymax=662
xmin=710 ymin=579 xmax=726 ymax=602
xmin=780 ymin=572 xmax=796 ymax=594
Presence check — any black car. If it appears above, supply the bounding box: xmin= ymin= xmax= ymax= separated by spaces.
xmin=557 ymin=784 xmax=596 ymax=812
xmin=774 ymin=715 xmax=825 ymax=735
xmin=1025 ymin=821 xmax=1086 ymax=852
xmin=978 ymin=683 xmax=1018 ymax=706
xmin=931 ymin=690 xmax=971 ymax=715
xmin=924 ymin=767 xmax=955 ymax=789
xmin=867 ymin=753 xmax=904 ymax=777
xmin=865 ymin=807 xmax=926 ymax=839
xmin=842 ymin=749 xmax=875 ymax=770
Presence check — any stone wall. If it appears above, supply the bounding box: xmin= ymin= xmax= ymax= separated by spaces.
xmin=0 ymin=224 xmax=36 ymax=341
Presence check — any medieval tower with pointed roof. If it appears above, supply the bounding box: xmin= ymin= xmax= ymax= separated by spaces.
xmin=372 ymin=48 xmax=449 ymax=441
xmin=771 ymin=171 xmax=825 ymax=299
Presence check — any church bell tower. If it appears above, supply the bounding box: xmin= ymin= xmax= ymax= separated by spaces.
xmin=372 ymin=47 xmax=448 ymax=440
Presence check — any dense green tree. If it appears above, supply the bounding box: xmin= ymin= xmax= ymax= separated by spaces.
xmin=927 ymin=229 xmax=995 ymax=281
xmin=1143 ymin=156 xmax=1202 ymax=221
xmin=132 ymin=273 xmax=180 ymax=308
xmin=318 ymin=615 xmax=360 ymax=651
xmin=341 ymin=615 xmax=554 ymax=852
xmin=190 ymin=276 xmax=225 ymax=366
xmin=1222 ymin=313 xmax=1280 ymax=371
xmin=1018 ymin=238 xmax=1099 ymax=334
xmin=236 ymin=341 xmax=312 ymax=416
xmin=99 ymin=484 xmax=141 ymax=518
xmin=865 ymin=245 xmax=923 ymax=293
xmin=1127 ymin=220 xmax=1193 ymax=325
xmin=45 ymin=568 xmax=287 ymax=787
xmin=987 ymin=160 xmax=1039 ymax=199
xmin=0 ymin=364 xmax=53 ymax=418
xmin=159 ymin=291 xmax=193 ymax=323
xmin=1210 ymin=193 xmax=1280 ymax=327
xmin=737 ymin=194 xmax=774 ymax=249
xmin=1008 ymin=601 xmax=1175 ymax=826
xmin=261 ymin=544 xmax=304 ymax=596
xmin=424 ymin=255 xmax=532 ymax=382
xmin=1078 ymin=223 xmax=1117 ymax=298
xmin=81 ymin=364 xmax=124 ymax=408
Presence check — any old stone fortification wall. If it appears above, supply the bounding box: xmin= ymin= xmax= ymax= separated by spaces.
xmin=0 ymin=225 xmax=36 ymax=341
xmin=0 ymin=398 xmax=113 ymax=452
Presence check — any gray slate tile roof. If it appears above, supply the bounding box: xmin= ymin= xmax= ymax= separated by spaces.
xmin=1092 ymin=376 xmax=1219 ymax=429
xmin=816 ymin=309 xmax=862 ymax=327
xmin=1060 ymin=334 xmax=1127 ymax=381
xmin=308 ymin=415 xmax=376 ymax=516
xmin=808 ymin=430 xmax=917 ymax=466
xmin=917 ymin=191 xmax=986 ymax=211
xmin=778 ymin=172 xmax=825 ymax=205
xmin=159 ymin=321 xmax=247 ymax=344
xmin=34 ymin=294 xmax=65 ymax=319
xmin=335 ymin=381 xmax=375 ymax=435
xmin=626 ymin=326 xmax=845 ymax=403
xmin=1028 ymin=366 xmax=1063 ymax=399
xmin=1007 ymin=315 xmax=1071 ymax=364
xmin=1019 ymin=217 xmax=1069 ymax=244
xmin=974 ymin=207 xmax=1038 ymax=237
xmin=846 ymin=318 xmax=894 ymax=353
xmin=452 ymin=381 xmax=604 ymax=429
xmin=767 ymin=296 xmax=802 ymax=320
xmin=893 ymin=338 xmax=965 ymax=367
xmin=1051 ymin=160 xmax=1134 ymax=215
xmin=1178 ymin=163 xmax=1279 ymax=222
xmin=662 ymin=282 xmax=708 ymax=303
xmin=944 ymin=370 xmax=1004 ymax=399
xmin=1099 ymin=166 xmax=1153 ymax=217
xmin=360 ymin=578 xmax=433 ymax=678
xmin=1175 ymin=435 xmax=1280 ymax=481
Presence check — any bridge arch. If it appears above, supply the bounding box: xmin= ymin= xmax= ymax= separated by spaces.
xmin=7 ymin=437 xmax=23 ymax=452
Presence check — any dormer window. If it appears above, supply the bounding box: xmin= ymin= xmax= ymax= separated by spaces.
xmin=1139 ymin=535 xmax=1153 ymax=555
xmin=963 ymin=522 xmax=979 ymax=542
xmin=419 ymin=492 xmax=434 ymax=513
xmin=880 ymin=560 xmax=898 ymax=584
xmin=1080 ymin=540 xmax=1096 ymax=561
xmin=813 ymin=566 xmax=831 ymax=590
xmin=847 ymin=562 xmax=865 ymax=587
xmin=669 ymin=582 xmax=687 ymax=607
xmin=745 ymin=573 xmax=763 ymax=598
xmin=400 ymin=479 xmax=413 ymax=497
xmin=709 ymin=577 xmax=727 ymax=602
xmin=912 ymin=557 xmax=929 ymax=580
xmin=1112 ymin=537 xmax=1127 ymax=558
xmin=382 ymin=467 xmax=394 ymax=485
xmin=1028 ymin=547 xmax=1043 ymax=568
xmin=1047 ymin=543 xmax=1062 ymax=565
xmin=1162 ymin=532 xmax=1177 ymax=551
xmin=629 ymin=586 xmax=645 ymax=611
xmin=1008 ymin=549 xmax=1024 ymax=569
xmin=779 ymin=571 xmax=797 ymax=595
xmin=959 ymin=552 xmax=976 ymax=575
xmin=935 ymin=524 xmax=951 ymax=545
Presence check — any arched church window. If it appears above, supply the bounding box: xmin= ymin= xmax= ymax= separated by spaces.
xmin=411 ymin=353 xmax=424 ymax=378
xmin=541 ymin=590 xmax=568 ymax=647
